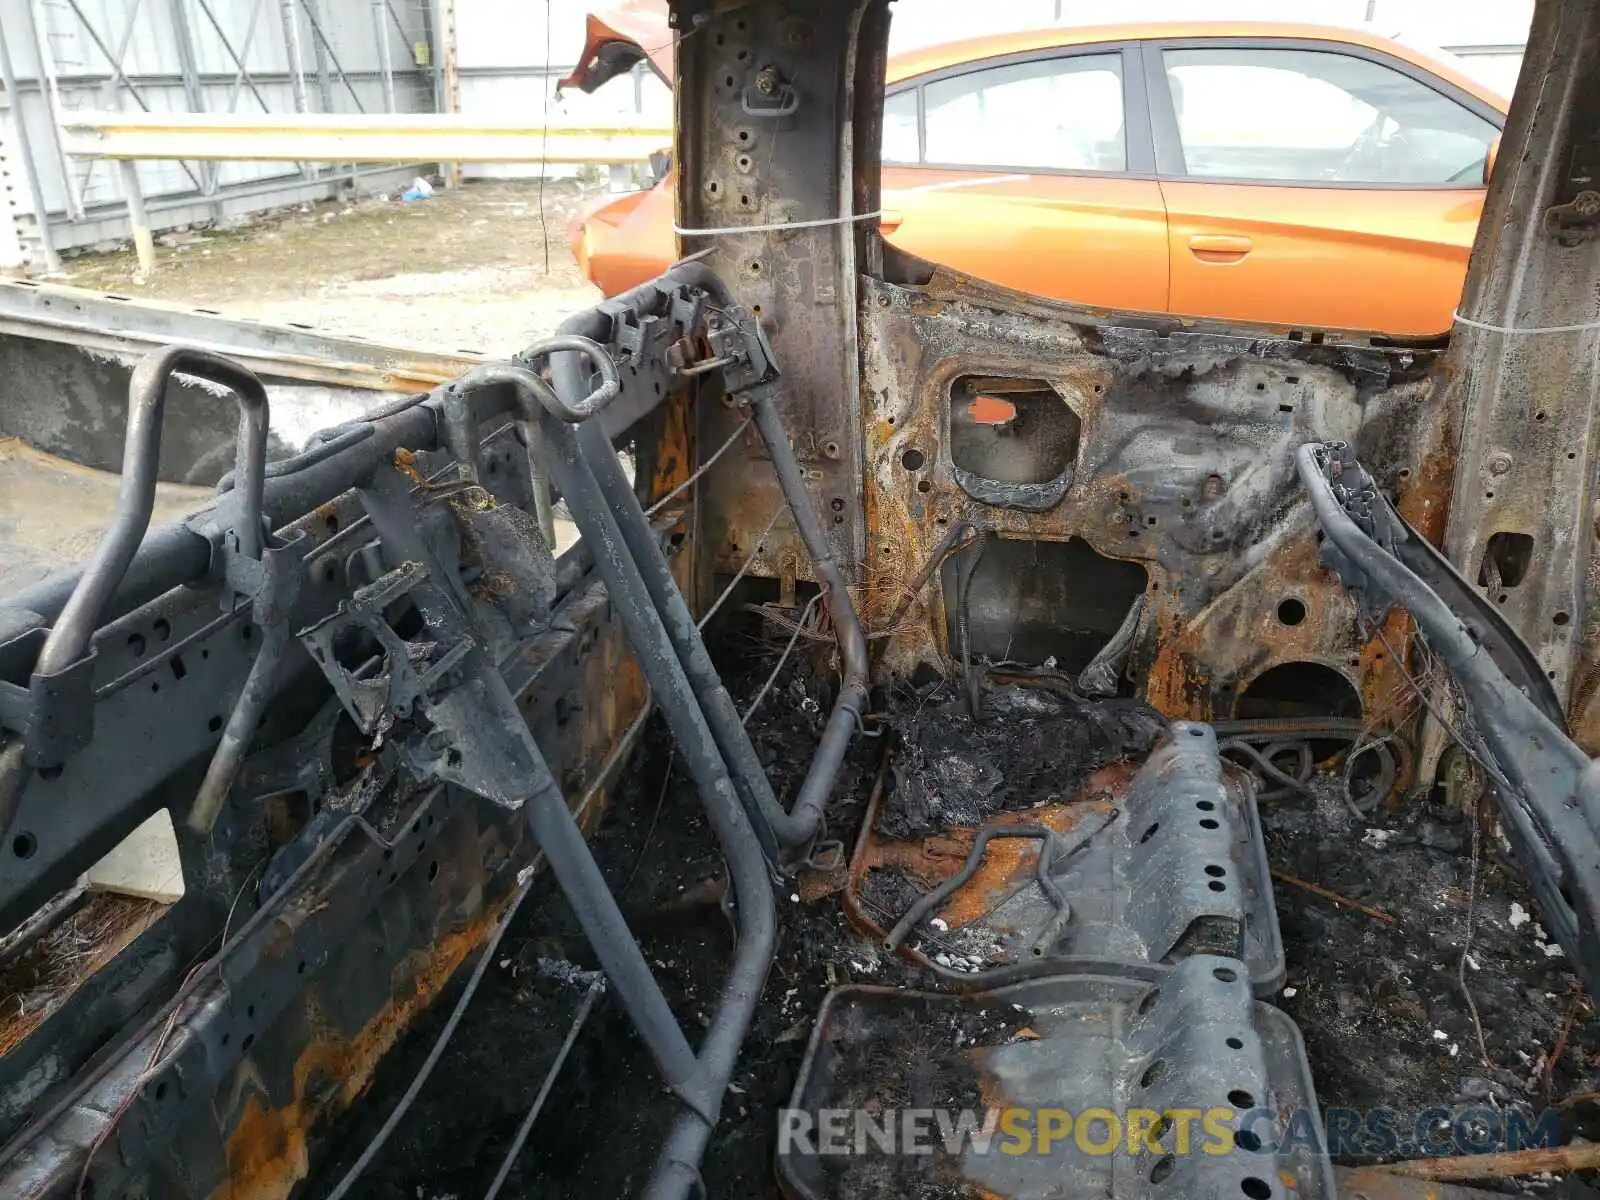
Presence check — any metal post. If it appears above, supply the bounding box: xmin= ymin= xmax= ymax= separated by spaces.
xmin=302 ymin=0 xmax=336 ymax=113
xmin=278 ymin=0 xmax=310 ymax=113
xmin=371 ymin=0 xmax=396 ymax=111
xmin=438 ymin=0 xmax=459 ymax=185
xmin=118 ymin=159 xmax=156 ymax=275
xmin=165 ymin=0 xmax=225 ymax=222
xmin=277 ymin=0 xmax=316 ymax=181
xmin=24 ymin=0 xmax=85 ymax=221
xmin=0 ymin=24 xmax=63 ymax=272
xmin=418 ymin=0 xmax=443 ymax=114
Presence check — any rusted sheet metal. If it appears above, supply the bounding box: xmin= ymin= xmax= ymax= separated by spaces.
xmin=857 ymin=269 xmax=1439 ymax=770
xmin=217 ymin=882 xmax=498 ymax=1198
xmin=843 ymin=759 xmax=1130 ymax=981
xmin=1430 ymin=0 xmax=1600 ymax=745
xmin=679 ymin=0 xmax=881 ymax=595
xmin=11 ymin=562 xmax=655 ymax=1200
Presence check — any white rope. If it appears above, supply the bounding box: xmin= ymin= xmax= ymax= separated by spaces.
xmin=1453 ymin=311 xmax=1600 ymax=335
xmin=675 ymin=211 xmax=884 ymax=236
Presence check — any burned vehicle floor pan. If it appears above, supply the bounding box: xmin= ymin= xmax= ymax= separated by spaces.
xmin=848 ymin=698 xmax=1286 ymax=994
xmin=780 ymin=956 xmax=1332 ymax=1200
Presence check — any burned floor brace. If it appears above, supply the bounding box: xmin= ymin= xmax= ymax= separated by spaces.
xmin=0 ymin=264 xmax=868 ymax=1198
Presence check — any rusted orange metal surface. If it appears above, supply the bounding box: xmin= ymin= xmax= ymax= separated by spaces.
xmin=212 ymin=578 xmax=650 ymax=1199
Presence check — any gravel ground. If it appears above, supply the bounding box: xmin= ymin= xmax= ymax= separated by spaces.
xmin=60 ymin=178 xmax=608 ymax=355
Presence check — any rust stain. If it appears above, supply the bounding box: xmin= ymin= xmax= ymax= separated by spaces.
xmin=391 ymin=446 xmax=425 ymax=486
xmin=215 ymin=912 xmax=498 ymax=1200
xmin=864 ymin=800 xmax=1116 ymax=932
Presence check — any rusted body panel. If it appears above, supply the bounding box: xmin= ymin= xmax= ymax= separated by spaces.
xmin=852 ymin=269 xmax=1436 ymax=749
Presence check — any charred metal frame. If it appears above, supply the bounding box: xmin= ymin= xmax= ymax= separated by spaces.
xmin=0 ymin=244 xmax=871 ymax=1195
xmin=0 ymin=0 xmax=1598 ymax=1195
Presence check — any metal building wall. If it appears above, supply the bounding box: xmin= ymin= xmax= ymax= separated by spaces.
xmin=454 ymin=0 xmax=668 ymax=182
xmin=0 ymin=0 xmax=441 ymax=262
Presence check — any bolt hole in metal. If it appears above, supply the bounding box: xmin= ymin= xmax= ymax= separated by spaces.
xmin=1277 ymin=597 xmax=1306 ymax=626
xmin=1150 ymin=1155 xmax=1176 ymax=1184
xmin=1555 ymin=611 xmax=1572 ymax=626
xmin=1226 ymin=1036 xmax=1245 ymax=1049
xmin=901 ymin=448 xmax=925 ymax=471
xmin=1141 ymin=1059 xmax=1166 ymax=1088
xmin=1241 ymin=1177 xmax=1273 ymax=1198
xmin=12 ymin=833 xmax=36 ymax=859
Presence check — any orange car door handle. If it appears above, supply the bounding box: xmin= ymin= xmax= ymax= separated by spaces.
xmin=878 ymin=208 xmax=904 ymax=233
xmin=1188 ymin=234 xmax=1253 ymax=261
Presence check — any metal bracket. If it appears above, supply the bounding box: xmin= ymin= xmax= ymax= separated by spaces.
xmin=298 ymin=560 xmax=475 ymax=738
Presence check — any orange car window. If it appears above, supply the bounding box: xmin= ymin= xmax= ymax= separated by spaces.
xmin=1162 ymin=47 xmax=1498 ymax=185
xmin=922 ymin=53 xmax=1126 ymax=172
xmin=883 ymin=90 xmax=920 ymax=163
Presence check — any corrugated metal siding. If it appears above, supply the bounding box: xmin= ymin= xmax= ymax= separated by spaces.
xmin=0 ymin=0 xmax=438 ymax=252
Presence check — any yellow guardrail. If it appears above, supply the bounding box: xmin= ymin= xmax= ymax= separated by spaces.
xmin=59 ymin=112 xmax=672 ymax=165
xmin=57 ymin=111 xmax=673 ymax=275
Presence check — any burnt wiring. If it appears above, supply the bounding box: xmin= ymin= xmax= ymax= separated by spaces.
xmin=481 ymin=973 xmax=606 ymax=1200
xmin=1212 ymin=718 xmax=1407 ymax=816
xmin=871 ymin=514 xmax=987 ymax=641
xmin=644 ymin=415 xmax=754 ymax=518
xmin=884 ymin=808 xmax=1120 ymax=959
xmin=0 ymin=812 xmax=413 ymax=1176
xmin=955 ymin=526 xmax=992 ymax=719
xmin=324 ymin=873 xmax=538 ymax=1200
xmin=323 ymin=703 xmax=652 ymax=1198
xmin=696 ymin=500 xmax=788 ymax=631
xmin=743 ymin=592 xmax=824 ymax=726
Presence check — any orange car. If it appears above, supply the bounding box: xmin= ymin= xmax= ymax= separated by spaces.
xmin=567 ymin=20 xmax=1508 ymax=336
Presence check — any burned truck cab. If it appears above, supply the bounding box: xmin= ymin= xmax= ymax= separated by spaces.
xmin=1 ymin=1 xmax=1600 ymax=1198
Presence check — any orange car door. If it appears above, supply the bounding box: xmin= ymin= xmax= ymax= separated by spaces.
xmin=1144 ymin=40 xmax=1501 ymax=336
xmin=878 ymin=46 xmax=1169 ymax=315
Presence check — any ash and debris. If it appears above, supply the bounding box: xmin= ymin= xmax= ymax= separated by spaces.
xmin=1264 ymin=778 xmax=1600 ymax=1177
xmin=879 ymin=679 xmax=1164 ymax=840
xmin=815 ymin=994 xmax=1031 ymax=1200
xmin=304 ymin=615 xmax=1600 ymax=1198
xmin=856 ymin=866 xmax=1010 ymax=974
